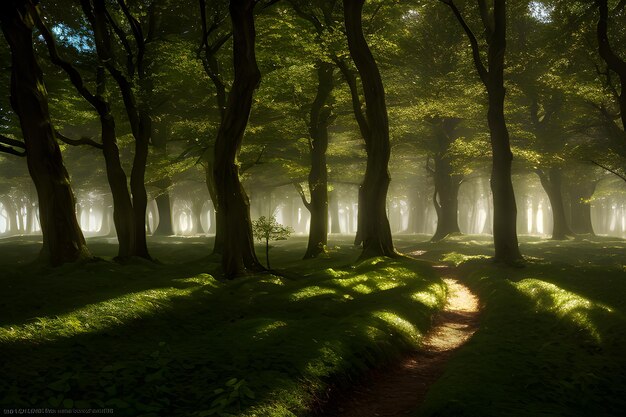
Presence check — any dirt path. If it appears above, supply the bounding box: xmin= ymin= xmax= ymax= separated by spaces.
xmin=318 ymin=267 xmax=480 ymax=417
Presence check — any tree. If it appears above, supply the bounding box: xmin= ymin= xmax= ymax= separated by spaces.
xmin=252 ymin=215 xmax=292 ymax=269
xmin=213 ymin=0 xmax=265 ymax=277
xmin=343 ymin=0 xmax=396 ymax=259
xmin=428 ymin=118 xmax=464 ymax=241
xmin=440 ymin=0 xmax=523 ymax=264
xmin=289 ymin=0 xmax=337 ymax=259
xmin=596 ymin=0 xmax=626 ymax=132
xmin=0 ymin=0 xmax=91 ymax=265
xmin=35 ymin=4 xmax=138 ymax=259
xmin=79 ymin=0 xmax=157 ymax=260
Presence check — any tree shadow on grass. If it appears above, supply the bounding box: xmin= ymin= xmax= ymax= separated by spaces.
xmin=0 ymin=256 xmax=444 ymax=417
xmin=417 ymin=260 xmax=626 ymax=417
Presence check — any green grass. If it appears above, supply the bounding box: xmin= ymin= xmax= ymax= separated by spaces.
xmin=403 ymin=235 xmax=626 ymax=417
xmin=0 ymin=235 xmax=445 ymax=417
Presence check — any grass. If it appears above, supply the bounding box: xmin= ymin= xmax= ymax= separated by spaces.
xmin=0 ymin=235 xmax=445 ymax=417
xmin=401 ymin=235 xmax=626 ymax=417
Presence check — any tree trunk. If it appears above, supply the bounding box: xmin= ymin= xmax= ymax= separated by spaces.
xmin=444 ymin=0 xmax=521 ymax=263
xmin=343 ymin=0 xmax=395 ymax=259
xmin=128 ymin=115 xmax=151 ymax=259
xmin=487 ymin=75 xmax=521 ymax=256
xmin=85 ymin=0 xmax=151 ymax=260
xmin=153 ymin=189 xmax=173 ymax=236
xmin=567 ymin=180 xmax=596 ymax=235
xmin=1 ymin=196 xmax=17 ymax=235
xmin=430 ymin=119 xmax=462 ymax=242
xmin=1 ymin=1 xmax=90 ymax=265
xmin=597 ymin=0 xmax=626 ymax=132
xmin=204 ymin=162 xmax=223 ymax=253
xmin=329 ymin=189 xmax=341 ymax=234
xmin=537 ymin=168 xmax=572 ymax=240
xmin=213 ymin=0 xmax=263 ymax=277
xmin=37 ymin=6 xmax=137 ymax=259
xmin=100 ymin=97 xmax=136 ymax=258
xmin=303 ymin=62 xmax=334 ymax=258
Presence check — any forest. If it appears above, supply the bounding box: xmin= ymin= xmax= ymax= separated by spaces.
xmin=1 ymin=0 xmax=626 ymax=416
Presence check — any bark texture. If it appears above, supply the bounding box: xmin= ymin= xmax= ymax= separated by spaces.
xmin=343 ymin=0 xmax=396 ymax=259
xmin=301 ymin=62 xmax=334 ymax=258
xmin=213 ymin=0 xmax=263 ymax=277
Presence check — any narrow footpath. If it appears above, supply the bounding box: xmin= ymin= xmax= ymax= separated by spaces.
xmin=319 ymin=266 xmax=480 ymax=417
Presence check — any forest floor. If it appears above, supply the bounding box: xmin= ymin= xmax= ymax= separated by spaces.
xmin=319 ymin=273 xmax=479 ymax=417
xmin=0 ymin=235 xmax=446 ymax=417
xmin=1 ymin=234 xmax=626 ymax=416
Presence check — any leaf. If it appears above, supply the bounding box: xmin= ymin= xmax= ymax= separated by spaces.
xmin=48 ymin=394 xmax=63 ymax=407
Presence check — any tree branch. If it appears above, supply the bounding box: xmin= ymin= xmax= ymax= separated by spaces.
xmin=0 ymin=134 xmax=26 ymax=157
xmin=104 ymin=6 xmax=134 ymax=76
xmin=591 ymin=159 xmax=626 ymax=182
xmin=293 ymin=182 xmax=312 ymax=210
xmin=439 ymin=0 xmax=489 ymax=84
xmin=55 ymin=131 xmax=104 ymax=149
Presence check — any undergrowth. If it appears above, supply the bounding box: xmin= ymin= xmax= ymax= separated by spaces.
xmin=408 ymin=236 xmax=626 ymax=417
xmin=0 ymin=236 xmax=445 ymax=417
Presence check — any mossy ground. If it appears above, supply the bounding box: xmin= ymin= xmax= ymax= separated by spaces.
xmin=399 ymin=234 xmax=626 ymax=417
xmin=0 ymin=235 xmax=445 ymax=417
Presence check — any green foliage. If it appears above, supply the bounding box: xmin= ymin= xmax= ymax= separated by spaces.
xmin=252 ymin=215 xmax=293 ymax=269
xmin=252 ymin=215 xmax=293 ymax=244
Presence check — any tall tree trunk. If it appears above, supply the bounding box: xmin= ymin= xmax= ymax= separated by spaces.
xmin=129 ymin=114 xmax=151 ymax=258
xmin=1 ymin=1 xmax=90 ymax=265
xmin=1 ymin=196 xmax=17 ymax=235
xmin=153 ymin=189 xmax=173 ymax=236
xmin=597 ymin=0 xmax=626 ymax=132
xmin=488 ymin=84 xmax=521 ymax=261
xmin=329 ymin=189 xmax=341 ymax=233
xmin=567 ymin=180 xmax=596 ymax=235
xmin=204 ymin=162 xmax=223 ymax=253
xmin=99 ymin=84 xmax=136 ymax=258
xmin=213 ymin=0 xmax=263 ymax=277
xmin=537 ymin=168 xmax=572 ymax=240
xmin=444 ymin=0 xmax=521 ymax=263
xmin=37 ymin=8 xmax=137 ymax=259
xmin=343 ymin=0 xmax=395 ymax=259
xmin=431 ymin=175 xmax=462 ymax=241
xmin=82 ymin=0 xmax=152 ymax=260
xmin=302 ymin=62 xmax=334 ymax=258
xmin=430 ymin=119 xmax=462 ymax=242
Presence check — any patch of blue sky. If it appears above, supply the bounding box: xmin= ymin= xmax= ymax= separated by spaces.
xmin=50 ymin=24 xmax=94 ymax=52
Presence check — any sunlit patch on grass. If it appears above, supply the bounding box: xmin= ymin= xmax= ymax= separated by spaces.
xmin=173 ymin=273 xmax=220 ymax=287
xmin=289 ymin=286 xmax=337 ymax=301
xmin=372 ymin=310 xmax=421 ymax=341
xmin=410 ymin=282 xmax=447 ymax=308
xmin=253 ymin=320 xmax=288 ymax=340
xmin=350 ymin=284 xmax=372 ymax=294
xmin=441 ymin=252 xmax=490 ymax=266
xmin=516 ymin=279 xmax=613 ymax=342
xmin=0 ymin=279 xmax=211 ymax=342
xmin=322 ymin=268 xmax=350 ymax=279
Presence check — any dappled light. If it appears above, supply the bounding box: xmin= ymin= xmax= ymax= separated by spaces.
xmin=1 ymin=0 xmax=626 ymax=415
xmin=516 ymin=279 xmax=614 ymax=342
